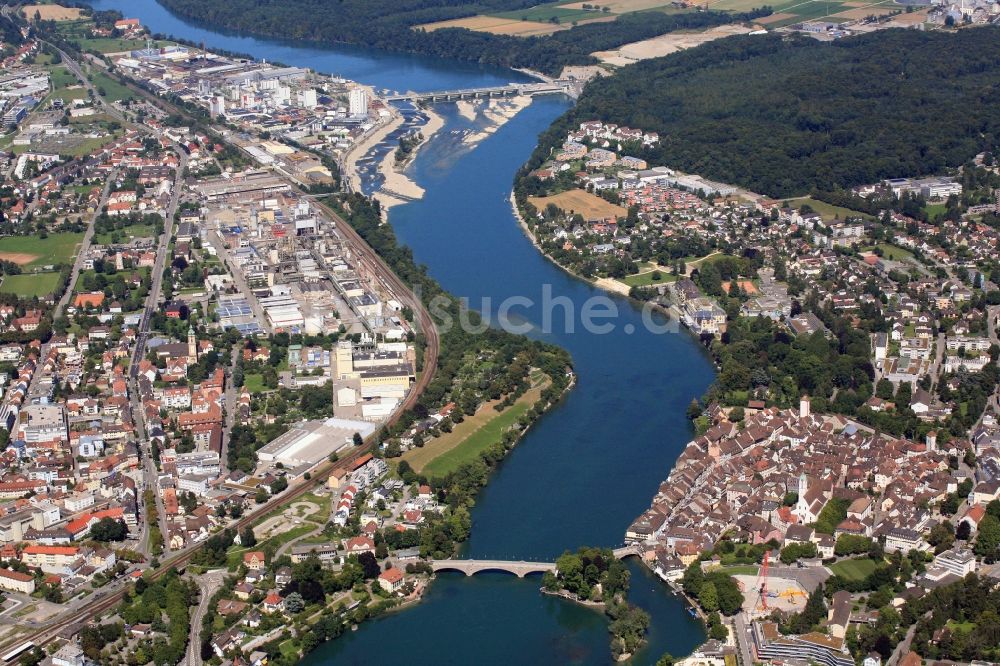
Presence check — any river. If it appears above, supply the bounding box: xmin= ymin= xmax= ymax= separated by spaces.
xmin=83 ymin=2 xmax=717 ymax=662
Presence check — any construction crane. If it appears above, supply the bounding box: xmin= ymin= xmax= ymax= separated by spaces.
xmin=755 ymin=549 xmax=771 ymax=612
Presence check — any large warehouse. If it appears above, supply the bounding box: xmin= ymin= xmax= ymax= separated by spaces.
xmin=256 ymin=417 xmax=376 ymax=467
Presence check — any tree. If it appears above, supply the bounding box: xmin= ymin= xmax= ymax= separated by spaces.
xmin=284 ymin=591 xmax=305 ymax=613
xmin=700 ymin=581 xmax=719 ymax=612
xmin=353 ymin=431 xmax=364 ymax=446
xmin=928 ymin=522 xmax=955 ymax=554
xmin=357 ymin=552 xmax=380 ymax=579
xmin=240 ymin=527 xmax=257 ymax=548
xmin=90 ymin=517 xmax=128 ymax=542
xmin=974 ymin=514 xmax=1000 ymax=561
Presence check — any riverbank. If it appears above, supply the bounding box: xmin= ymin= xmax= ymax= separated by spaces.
xmin=540 ymin=587 xmax=607 ymax=610
xmin=372 ymin=105 xmax=444 ymax=211
xmin=343 ymin=111 xmax=405 ymax=193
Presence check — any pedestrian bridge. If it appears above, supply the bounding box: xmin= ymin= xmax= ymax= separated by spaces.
xmin=431 ymin=546 xmax=639 ymax=578
xmin=384 ymin=80 xmax=578 ymax=103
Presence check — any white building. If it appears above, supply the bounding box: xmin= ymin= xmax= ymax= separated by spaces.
xmin=349 ymin=88 xmax=368 ymax=117
xmin=209 ymin=95 xmax=226 ymax=117
xmin=929 ymin=548 xmax=977 ymax=579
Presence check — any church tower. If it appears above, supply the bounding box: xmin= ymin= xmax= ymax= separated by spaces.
xmin=187 ymin=326 xmax=197 ymax=359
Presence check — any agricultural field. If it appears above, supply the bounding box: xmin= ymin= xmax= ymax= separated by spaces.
xmin=419 ymin=15 xmax=571 ymax=35
xmin=561 ymin=0 xmax=682 ymax=12
xmin=529 ymin=188 xmax=628 ymax=219
xmin=492 ymin=2 xmax=606 ymax=22
xmin=0 ymin=272 xmax=62 ymax=298
xmin=828 ymin=557 xmax=878 ymax=581
xmin=421 ymin=0 xmax=675 ymax=37
xmin=21 ymin=4 xmax=83 ymax=21
xmin=0 ymin=233 xmax=84 ymax=269
xmin=706 ymin=0 xmax=900 ymax=26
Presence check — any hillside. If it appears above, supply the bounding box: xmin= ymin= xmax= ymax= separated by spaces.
xmin=156 ymin=0 xmax=768 ymax=75
xmin=522 ymin=28 xmax=1000 ymax=197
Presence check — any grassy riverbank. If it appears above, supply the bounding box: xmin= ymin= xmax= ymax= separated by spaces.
xmin=402 ymin=373 xmax=550 ymax=477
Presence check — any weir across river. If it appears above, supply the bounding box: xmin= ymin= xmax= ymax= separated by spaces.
xmin=383 ymin=80 xmax=579 ymax=103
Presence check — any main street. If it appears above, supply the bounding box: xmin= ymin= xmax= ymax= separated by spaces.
xmin=45 ymin=42 xmax=192 ymax=560
xmin=129 ymin=139 xmax=189 ymax=559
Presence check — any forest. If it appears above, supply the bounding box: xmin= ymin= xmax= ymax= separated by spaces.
xmin=156 ymin=0 xmax=768 ymax=75
xmin=523 ymin=28 xmax=1000 ymax=196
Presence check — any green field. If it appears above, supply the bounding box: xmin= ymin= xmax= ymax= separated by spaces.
xmin=48 ymin=66 xmax=79 ymax=89
xmin=423 ymin=401 xmax=532 ymax=479
xmin=946 ymin=620 xmax=976 ymax=633
xmin=13 ymin=134 xmax=122 ymax=158
xmin=0 ymin=272 xmax=62 ymax=297
xmin=94 ymin=223 xmax=157 ymax=245
xmin=924 ymin=202 xmax=948 ymax=219
xmin=787 ymin=196 xmax=871 ymax=222
xmin=721 ymin=565 xmax=760 ymax=576
xmin=77 ymin=37 xmax=170 ymax=53
xmin=89 ymin=70 xmax=134 ymax=103
xmin=620 ymin=270 xmax=678 ymax=288
xmin=243 ymin=374 xmax=265 ymax=393
xmin=829 ymin=557 xmax=877 ymax=581
xmin=863 ymin=242 xmax=914 ymax=263
xmin=0 ymin=233 xmax=84 ymax=269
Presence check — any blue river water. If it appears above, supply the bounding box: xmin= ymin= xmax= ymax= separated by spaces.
xmin=83 ymin=2 xmax=717 ymax=662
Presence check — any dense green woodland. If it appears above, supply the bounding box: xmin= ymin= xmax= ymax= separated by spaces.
xmin=524 ymin=28 xmax=1000 ymax=196
xmin=156 ymin=0 xmax=767 ymax=75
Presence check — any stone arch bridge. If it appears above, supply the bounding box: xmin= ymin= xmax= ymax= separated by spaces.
xmin=431 ymin=546 xmax=639 ymax=578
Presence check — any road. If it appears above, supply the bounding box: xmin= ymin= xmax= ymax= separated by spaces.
xmin=733 ymin=613 xmax=755 ymax=666
xmin=219 ymin=342 xmax=240 ymax=474
xmin=184 ymin=569 xmax=226 ymax=666
xmin=23 ymin=40 xmax=136 ymax=400
xmin=204 ymin=229 xmax=272 ymax=335
xmin=129 ymin=141 xmax=189 ymax=559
